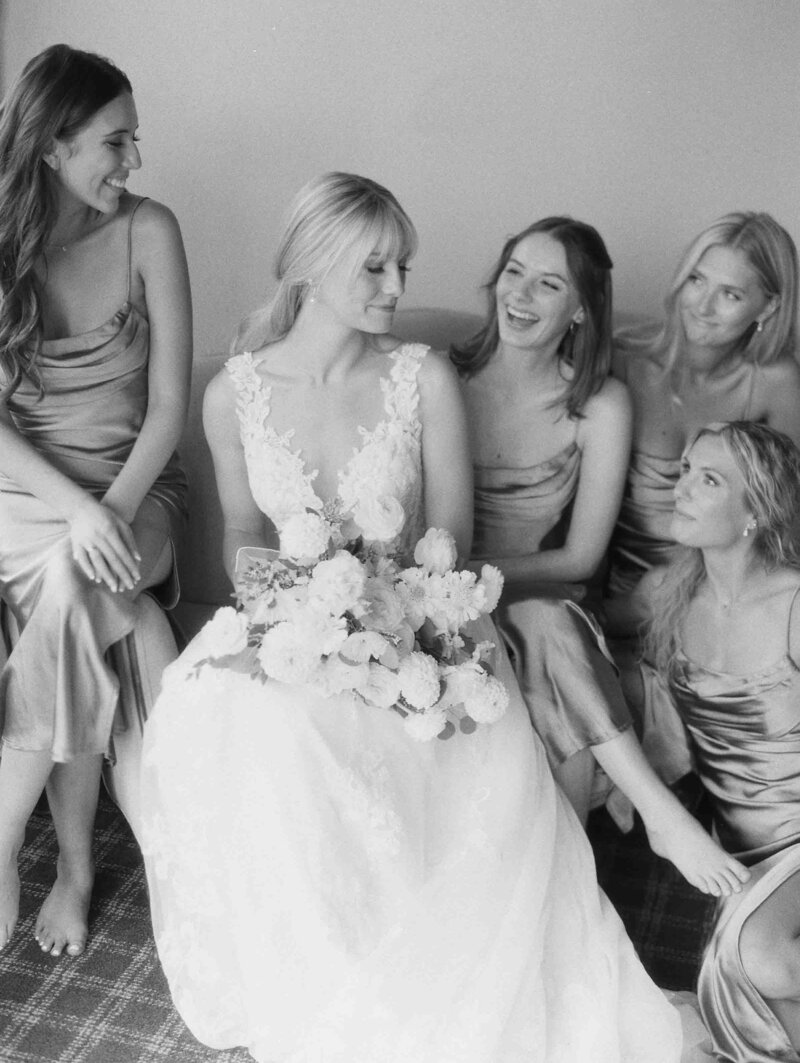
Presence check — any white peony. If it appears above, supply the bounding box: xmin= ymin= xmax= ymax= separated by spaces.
xmin=257 ymin=621 xmax=320 ymax=684
xmin=280 ymin=511 xmax=331 ymax=561
xmin=403 ymin=708 xmax=448 ymax=742
xmin=443 ymin=662 xmax=509 ymax=724
xmin=397 ymin=652 xmax=441 ymax=710
xmin=307 ymin=551 xmax=366 ymax=615
xmin=476 ymin=564 xmax=504 ymax=613
xmin=413 ymin=528 xmax=458 ymax=575
xmin=355 ymin=493 xmax=406 ymax=543
xmin=202 ymin=607 xmax=249 ymax=657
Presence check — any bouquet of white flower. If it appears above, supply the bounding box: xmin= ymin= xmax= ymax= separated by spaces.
xmin=194 ymin=517 xmax=509 ymax=741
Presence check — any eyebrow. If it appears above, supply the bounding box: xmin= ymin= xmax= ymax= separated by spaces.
xmin=507 ymin=256 xmax=568 ymax=282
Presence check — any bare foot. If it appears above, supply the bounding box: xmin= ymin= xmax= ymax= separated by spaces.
xmin=0 ymin=854 xmax=20 ymax=949
xmin=645 ymin=808 xmax=750 ymax=897
xmin=35 ymin=858 xmax=94 ymax=957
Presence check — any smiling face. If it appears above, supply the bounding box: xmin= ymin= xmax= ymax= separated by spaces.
xmin=670 ymin=433 xmax=755 ymax=550
xmin=48 ymin=92 xmax=141 ymax=215
xmin=494 ymin=232 xmax=584 ymax=355
xmin=678 ymin=244 xmax=776 ymax=356
xmin=315 ymin=242 xmax=409 ymax=334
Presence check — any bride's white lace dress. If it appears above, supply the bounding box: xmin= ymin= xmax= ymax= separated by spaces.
xmin=141 ymin=345 xmax=699 ymax=1062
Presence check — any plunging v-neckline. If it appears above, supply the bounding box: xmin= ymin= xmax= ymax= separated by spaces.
xmin=242 ymin=350 xmax=398 ymax=510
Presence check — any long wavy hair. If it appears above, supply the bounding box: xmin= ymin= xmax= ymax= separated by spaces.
xmin=449 ymin=216 xmax=614 ymax=419
xmin=232 ymin=172 xmax=418 ymax=354
xmin=643 ymin=420 xmax=800 ymax=676
xmin=619 ymin=212 xmax=799 ymax=374
xmin=0 ymin=44 xmax=131 ymax=399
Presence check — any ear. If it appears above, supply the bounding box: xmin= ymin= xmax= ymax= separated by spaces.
xmin=573 ymin=307 xmax=585 ymax=325
xmin=42 ymin=139 xmax=62 ymax=171
xmin=758 ymin=294 xmax=780 ymax=328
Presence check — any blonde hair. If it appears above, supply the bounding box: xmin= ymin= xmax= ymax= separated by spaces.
xmin=626 ymin=212 xmax=799 ymax=375
xmin=643 ymin=420 xmax=800 ymax=675
xmin=232 ymin=172 xmax=417 ymax=354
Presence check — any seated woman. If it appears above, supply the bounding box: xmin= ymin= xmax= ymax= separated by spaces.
xmin=637 ymin=420 xmax=800 ymax=1063
xmin=141 ymin=173 xmax=736 ymax=1062
xmin=452 ymin=219 xmax=741 ymax=886
xmin=0 ymin=46 xmax=191 ymax=956
xmin=605 ymin=212 xmax=800 ymax=784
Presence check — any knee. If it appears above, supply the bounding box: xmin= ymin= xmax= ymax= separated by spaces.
xmin=739 ymin=920 xmax=800 ymax=1000
xmin=41 ymin=543 xmax=90 ymax=603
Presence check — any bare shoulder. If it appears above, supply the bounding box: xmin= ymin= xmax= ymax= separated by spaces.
xmin=583 ymin=374 xmax=632 ymax=425
xmin=413 ymin=345 xmax=460 ymax=397
xmin=203 ymin=364 xmax=238 ymax=422
xmin=129 ymin=197 xmax=185 ymax=254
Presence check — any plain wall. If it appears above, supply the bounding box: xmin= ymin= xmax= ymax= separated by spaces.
xmin=2 ymin=0 xmax=798 ymax=358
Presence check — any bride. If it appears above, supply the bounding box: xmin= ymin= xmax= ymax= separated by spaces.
xmin=140 ymin=173 xmax=724 ymax=1062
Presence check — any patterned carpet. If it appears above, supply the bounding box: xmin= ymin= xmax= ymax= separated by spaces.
xmin=0 ymin=784 xmax=715 ymax=1063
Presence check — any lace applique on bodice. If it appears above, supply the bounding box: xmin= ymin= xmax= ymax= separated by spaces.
xmin=226 ymin=344 xmax=426 ymax=555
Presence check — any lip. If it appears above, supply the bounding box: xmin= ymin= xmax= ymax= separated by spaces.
xmin=672 ymin=505 xmax=694 ymax=520
xmin=370 ymin=304 xmax=397 ymax=313
xmin=503 ymin=304 xmax=539 ymax=327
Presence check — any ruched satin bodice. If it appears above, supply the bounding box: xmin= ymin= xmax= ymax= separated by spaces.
xmin=472 ymin=440 xmax=579 ymax=561
xmin=670 ymin=650 xmax=800 ymax=863
xmin=2 ymin=301 xmax=186 ymax=513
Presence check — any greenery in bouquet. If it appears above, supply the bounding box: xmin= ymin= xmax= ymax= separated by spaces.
xmin=194 ymin=513 xmax=509 ymax=741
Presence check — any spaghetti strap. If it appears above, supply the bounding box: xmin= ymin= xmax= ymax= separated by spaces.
xmin=126 ymin=196 xmax=148 ymax=302
xmin=786 ymin=583 xmax=800 ymax=665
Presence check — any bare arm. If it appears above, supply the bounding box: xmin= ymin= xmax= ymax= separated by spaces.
xmin=418 ymin=350 xmax=473 ymax=562
xmin=203 ymin=369 xmax=272 ymax=584
xmin=103 ymin=200 xmax=192 ymax=522
xmin=481 ymin=378 xmax=632 ymax=591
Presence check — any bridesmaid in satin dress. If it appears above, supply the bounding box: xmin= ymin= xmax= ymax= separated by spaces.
xmin=605 ymin=213 xmax=800 ymax=787
xmin=636 ymin=421 xmax=800 ymax=1063
xmin=0 ymin=46 xmax=191 ymax=957
xmin=452 ymin=217 xmax=748 ymax=899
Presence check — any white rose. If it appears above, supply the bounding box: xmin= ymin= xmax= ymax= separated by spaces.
xmin=413 ymin=528 xmax=458 ymax=575
xmin=308 ymin=656 xmax=368 ymax=697
xmin=355 ymin=493 xmax=406 ymax=543
xmin=340 ymin=629 xmax=391 ymax=663
xmin=201 ymin=607 xmax=249 ymax=657
xmin=354 ymin=662 xmax=402 ymax=708
xmin=280 ymin=511 xmax=331 ymax=561
xmin=397 ymin=651 xmax=441 ymax=710
xmin=403 ymin=708 xmax=448 ymax=742
xmin=361 ymin=577 xmax=406 ymax=632
xmin=307 ymin=551 xmax=366 ymax=615
xmin=444 ymin=663 xmax=509 ymax=724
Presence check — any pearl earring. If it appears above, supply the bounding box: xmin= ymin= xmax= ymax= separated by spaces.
xmin=756 ymin=320 xmax=764 ymax=333
xmin=743 ymin=520 xmax=757 ymax=538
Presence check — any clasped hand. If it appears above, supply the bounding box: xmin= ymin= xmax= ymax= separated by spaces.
xmin=69 ymin=498 xmax=142 ymax=593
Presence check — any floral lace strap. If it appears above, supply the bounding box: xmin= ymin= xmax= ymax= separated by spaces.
xmin=382 ymin=344 xmax=426 ymax=433
xmin=225 ymin=351 xmax=275 ymax=446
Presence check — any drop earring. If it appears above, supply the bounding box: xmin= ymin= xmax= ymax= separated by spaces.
xmin=755 ymin=320 xmax=764 ymax=333
xmin=743 ymin=520 xmax=757 ymax=538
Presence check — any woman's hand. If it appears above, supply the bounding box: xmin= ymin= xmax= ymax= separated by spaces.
xmin=69 ymin=497 xmax=141 ymax=592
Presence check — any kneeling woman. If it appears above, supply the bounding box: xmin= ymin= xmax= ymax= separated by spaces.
xmin=640 ymin=421 xmax=800 ymax=1062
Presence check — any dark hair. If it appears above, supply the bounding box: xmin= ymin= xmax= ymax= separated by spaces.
xmin=0 ymin=44 xmax=132 ymax=396
xmin=450 ymin=216 xmax=614 ymax=418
